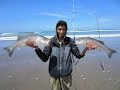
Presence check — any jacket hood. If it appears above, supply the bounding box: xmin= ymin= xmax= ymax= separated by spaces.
xmin=55 ymin=20 xmax=68 ymax=41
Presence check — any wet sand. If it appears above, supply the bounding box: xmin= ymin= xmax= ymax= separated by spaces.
xmin=0 ymin=37 xmax=120 ymax=90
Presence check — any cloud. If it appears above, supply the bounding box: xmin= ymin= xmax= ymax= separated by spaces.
xmin=98 ymin=17 xmax=111 ymax=24
xmin=39 ymin=12 xmax=66 ymax=18
xmin=86 ymin=9 xmax=112 ymax=24
xmin=87 ymin=9 xmax=96 ymax=16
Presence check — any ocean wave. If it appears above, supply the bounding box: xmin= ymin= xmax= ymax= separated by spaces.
xmin=0 ymin=32 xmax=38 ymax=37
xmin=0 ymin=36 xmax=17 ymax=40
xmin=1 ymin=30 xmax=120 ymax=37
xmin=67 ymin=29 xmax=120 ymax=32
xmin=0 ymin=32 xmax=17 ymax=36
xmin=0 ymin=34 xmax=120 ymax=40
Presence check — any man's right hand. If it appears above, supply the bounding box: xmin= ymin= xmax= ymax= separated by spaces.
xmin=25 ymin=41 xmax=39 ymax=49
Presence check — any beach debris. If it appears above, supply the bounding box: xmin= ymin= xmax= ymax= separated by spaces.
xmin=103 ymin=70 xmax=105 ymax=72
xmin=108 ymin=77 xmax=112 ymax=80
xmin=80 ymin=74 xmax=86 ymax=80
xmin=76 ymin=37 xmax=117 ymax=58
xmin=35 ymin=77 xmax=39 ymax=80
xmin=4 ymin=34 xmax=50 ymax=57
xmin=8 ymin=75 xmax=12 ymax=78
xmin=80 ymin=74 xmax=84 ymax=77
xmin=82 ymin=78 xmax=86 ymax=80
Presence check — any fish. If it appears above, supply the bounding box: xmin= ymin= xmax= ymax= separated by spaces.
xmin=75 ymin=37 xmax=117 ymax=58
xmin=4 ymin=34 xmax=50 ymax=57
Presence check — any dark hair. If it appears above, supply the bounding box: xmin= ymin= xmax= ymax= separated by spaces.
xmin=56 ymin=20 xmax=68 ymax=30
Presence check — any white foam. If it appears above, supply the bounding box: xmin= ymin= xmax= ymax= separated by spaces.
xmin=67 ymin=34 xmax=120 ymax=38
xmin=0 ymin=34 xmax=120 ymax=41
xmin=46 ymin=34 xmax=120 ymax=39
xmin=0 ymin=36 xmax=17 ymax=40
xmin=68 ymin=29 xmax=120 ymax=32
xmin=0 ymin=33 xmax=15 ymax=36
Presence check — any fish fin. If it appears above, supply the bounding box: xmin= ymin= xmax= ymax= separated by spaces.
xmin=108 ymin=49 xmax=117 ymax=58
xmin=4 ymin=46 xmax=14 ymax=57
xmin=17 ymin=33 xmax=36 ymax=41
xmin=17 ymin=34 xmax=31 ymax=41
xmin=90 ymin=37 xmax=105 ymax=45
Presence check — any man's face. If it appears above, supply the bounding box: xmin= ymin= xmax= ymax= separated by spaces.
xmin=56 ymin=25 xmax=66 ymax=38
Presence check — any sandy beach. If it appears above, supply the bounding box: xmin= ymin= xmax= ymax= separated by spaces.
xmin=0 ymin=37 xmax=120 ymax=90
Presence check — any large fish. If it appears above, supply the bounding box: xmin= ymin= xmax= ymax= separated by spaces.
xmin=4 ymin=34 xmax=50 ymax=57
xmin=75 ymin=37 xmax=117 ymax=58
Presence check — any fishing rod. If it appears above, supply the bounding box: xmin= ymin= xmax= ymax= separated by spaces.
xmin=95 ymin=12 xmax=105 ymax=71
xmin=73 ymin=0 xmax=75 ymax=40
xmin=72 ymin=0 xmax=78 ymax=90
xmin=72 ymin=0 xmax=82 ymax=90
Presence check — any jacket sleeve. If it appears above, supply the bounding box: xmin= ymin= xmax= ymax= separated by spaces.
xmin=70 ymin=38 xmax=85 ymax=59
xmin=35 ymin=46 xmax=52 ymax=62
xmin=71 ymin=44 xmax=84 ymax=59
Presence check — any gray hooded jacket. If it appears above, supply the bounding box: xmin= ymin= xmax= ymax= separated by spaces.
xmin=35 ymin=36 xmax=84 ymax=78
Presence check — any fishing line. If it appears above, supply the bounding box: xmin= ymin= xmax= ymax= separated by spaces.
xmin=95 ymin=12 xmax=100 ymax=38
xmin=96 ymin=50 xmax=105 ymax=71
xmin=75 ymin=59 xmax=80 ymax=66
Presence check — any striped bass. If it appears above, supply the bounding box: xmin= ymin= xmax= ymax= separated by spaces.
xmin=4 ymin=34 xmax=50 ymax=57
xmin=76 ymin=37 xmax=117 ymax=58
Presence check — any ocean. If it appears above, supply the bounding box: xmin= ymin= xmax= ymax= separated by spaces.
xmin=0 ymin=29 xmax=120 ymax=40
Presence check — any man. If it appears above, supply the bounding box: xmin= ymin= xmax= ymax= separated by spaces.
xmin=26 ymin=20 xmax=97 ymax=90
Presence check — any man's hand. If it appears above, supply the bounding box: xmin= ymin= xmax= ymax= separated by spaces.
xmin=86 ymin=42 xmax=97 ymax=50
xmin=25 ymin=41 xmax=38 ymax=49
xmin=80 ymin=42 xmax=97 ymax=57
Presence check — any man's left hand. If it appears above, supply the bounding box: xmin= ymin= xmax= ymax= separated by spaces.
xmin=86 ymin=42 xmax=97 ymax=50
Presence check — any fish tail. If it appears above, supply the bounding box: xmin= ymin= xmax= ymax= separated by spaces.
xmin=4 ymin=46 xmax=14 ymax=57
xmin=108 ymin=48 xmax=117 ymax=58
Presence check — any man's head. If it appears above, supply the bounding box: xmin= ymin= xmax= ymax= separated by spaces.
xmin=56 ymin=20 xmax=68 ymax=38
